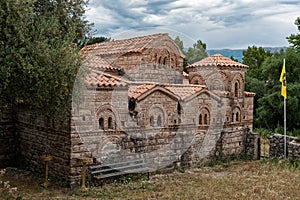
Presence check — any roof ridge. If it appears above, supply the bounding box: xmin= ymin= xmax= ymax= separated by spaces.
xmin=187 ymin=54 xmax=248 ymax=69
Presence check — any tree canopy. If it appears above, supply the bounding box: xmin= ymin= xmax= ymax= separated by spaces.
xmin=244 ymin=17 xmax=300 ymax=135
xmin=174 ymin=36 xmax=208 ymax=71
xmin=0 ymin=0 xmax=91 ymax=117
xmin=287 ymin=17 xmax=300 ymax=51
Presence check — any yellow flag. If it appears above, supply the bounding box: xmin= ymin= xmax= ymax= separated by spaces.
xmin=279 ymin=59 xmax=286 ymax=99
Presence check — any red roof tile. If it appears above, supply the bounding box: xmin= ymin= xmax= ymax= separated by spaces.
xmin=164 ymin=85 xmax=204 ymax=100
xmin=83 ymin=55 xmax=121 ymax=72
xmin=85 ymin=71 xmax=128 ymax=88
xmin=128 ymin=84 xmax=156 ymax=99
xmin=81 ymin=33 xmax=185 ymax=57
xmin=128 ymin=83 xmax=206 ymax=101
xmin=187 ymin=54 xmax=248 ymax=69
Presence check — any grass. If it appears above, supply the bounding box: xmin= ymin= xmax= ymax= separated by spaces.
xmin=1 ymin=159 xmax=300 ymax=199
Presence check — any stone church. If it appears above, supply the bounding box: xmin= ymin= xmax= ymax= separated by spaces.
xmin=0 ymin=33 xmax=258 ymax=186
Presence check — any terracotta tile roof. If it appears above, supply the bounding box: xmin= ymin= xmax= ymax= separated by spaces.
xmin=83 ymin=55 xmax=121 ymax=72
xmin=164 ymin=85 xmax=204 ymax=100
xmin=128 ymin=84 xmax=156 ymax=99
xmin=128 ymin=83 xmax=206 ymax=101
xmin=85 ymin=71 xmax=128 ymax=88
xmin=187 ymin=54 xmax=248 ymax=69
xmin=244 ymin=91 xmax=256 ymax=97
xmin=81 ymin=33 xmax=185 ymax=57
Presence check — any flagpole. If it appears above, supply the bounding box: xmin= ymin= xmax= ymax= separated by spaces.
xmin=284 ymin=95 xmax=287 ymax=158
xmin=283 ymin=58 xmax=287 ymax=158
xmin=280 ymin=58 xmax=287 ymax=158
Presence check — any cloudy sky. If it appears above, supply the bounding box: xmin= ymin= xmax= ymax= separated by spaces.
xmin=86 ymin=0 xmax=300 ymax=49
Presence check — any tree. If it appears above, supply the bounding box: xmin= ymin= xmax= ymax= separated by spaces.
xmin=32 ymin=0 xmax=92 ymax=46
xmin=255 ymin=49 xmax=300 ymax=131
xmin=86 ymin=36 xmax=111 ymax=46
xmin=185 ymin=40 xmax=208 ymax=65
xmin=174 ymin=36 xmax=208 ymax=71
xmin=287 ymin=17 xmax=300 ymax=51
xmin=174 ymin=36 xmax=188 ymax=71
xmin=242 ymin=46 xmax=273 ymax=78
xmin=0 ymin=0 xmax=91 ymax=117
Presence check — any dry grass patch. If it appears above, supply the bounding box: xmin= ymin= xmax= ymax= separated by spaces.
xmin=1 ymin=160 xmax=300 ymax=199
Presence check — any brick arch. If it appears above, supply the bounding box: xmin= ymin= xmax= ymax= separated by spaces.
xmin=231 ymin=73 xmax=244 ymax=97
xmin=148 ymin=104 xmax=167 ymax=127
xmin=96 ymin=135 xmax=122 ymax=162
xmin=198 ymin=105 xmax=211 ymax=125
xmin=189 ymin=74 xmax=205 ymax=85
xmin=95 ymin=104 xmax=120 ymax=130
xmin=231 ymin=106 xmax=242 ymax=122
xmin=205 ymin=71 xmax=227 ymax=91
xmin=219 ymin=71 xmax=230 ymax=89
xmin=156 ymin=49 xmax=170 ymax=65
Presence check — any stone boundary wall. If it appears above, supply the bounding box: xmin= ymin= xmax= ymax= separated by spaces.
xmin=269 ymin=134 xmax=300 ymax=159
xmin=0 ymin=105 xmax=17 ymax=167
xmin=244 ymin=131 xmax=260 ymax=159
xmin=216 ymin=129 xmax=260 ymax=159
xmin=17 ymin=107 xmax=71 ymax=183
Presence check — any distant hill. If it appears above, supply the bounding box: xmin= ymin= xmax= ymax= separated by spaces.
xmin=207 ymin=47 xmax=287 ymax=62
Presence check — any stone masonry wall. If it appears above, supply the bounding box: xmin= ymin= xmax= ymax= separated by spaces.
xmin=269 ymin=134 xmax=300 ymax=159
xmin=0 ymin=105 xmax=17 ymax=167
xmin=215 ymin=127 xmax=259 ymax=159
xmin=17 ymin=106 xmax=71 ymax=183
xmin=126 ymin=63 xmax=183 ymax=84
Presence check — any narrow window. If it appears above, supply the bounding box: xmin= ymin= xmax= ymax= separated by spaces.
xmin=235 ymin=82 xmax=239 ymax=97
xmin=236 ymin=112 xmax=239 ymax=122
xmin=108 ymin=117 xmax=113 ymax=129
xmin=99 ymin=117 xmax=104 ymax=130
xmin=199 ymin=114 xmax=203 ymax=125
xmin=157 ymin=115 xmax=162 ymax=127
xmin=163 ymin=57 xmax=167 ymax=65
xmin=204 ymin=114 xmax=208 ymax=125
xmin=150 ymin=116 xmax=154 ymax=127
xmin=232 ymin=113 xmax=234 ymax=122
xmin=158 ymin=56 xmax=162 ymax=64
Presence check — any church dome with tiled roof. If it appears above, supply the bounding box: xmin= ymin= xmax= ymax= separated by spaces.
xmin=187 ymin=54 xmax=248 ymax=69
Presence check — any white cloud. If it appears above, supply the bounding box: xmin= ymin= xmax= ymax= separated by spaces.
xmin=86 ymin=0 xmax=300 ymax=49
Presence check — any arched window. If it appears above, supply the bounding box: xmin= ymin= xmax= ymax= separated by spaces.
xmin=150 ymin=116 xmax=154 ymax=127
xmin=99 ymin=117 xmax=104 ymax=130
xmin=231 ymin=107 xmax=241 ymax=123
xmin=157 ymin=115 xmax=162 ymax=127
xmin=108 ymin=117 xmax=113 ymax=129
xmin=234 ymin=82 xmax=239 ymax=97
xmin=199 ymin=108 xmax=210 ymax=125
